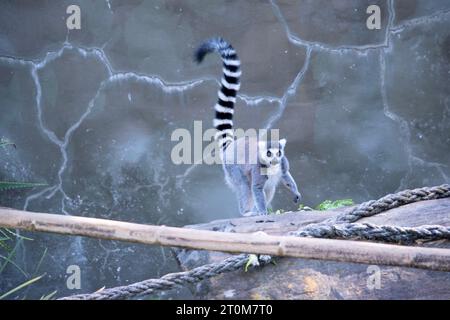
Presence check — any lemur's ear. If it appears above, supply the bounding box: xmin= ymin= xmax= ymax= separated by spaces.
xmin=279 ymin=138 xmax=287 ymax=148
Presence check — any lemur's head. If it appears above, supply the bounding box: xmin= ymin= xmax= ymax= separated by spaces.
xmin=258 ymin=138 xmax=286 ymax=166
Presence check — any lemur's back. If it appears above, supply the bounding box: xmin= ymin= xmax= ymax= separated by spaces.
xmin=222 ymin=136 xmax=259 ymax=172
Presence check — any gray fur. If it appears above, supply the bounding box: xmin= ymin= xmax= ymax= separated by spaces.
xmin=222 ymin=137 xmax=301 ymax=215
xmin=195 ymin=38 xmax=301 ymax=216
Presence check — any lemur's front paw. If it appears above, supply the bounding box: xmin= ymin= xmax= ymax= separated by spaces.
xmin=293 ymin=192 xmax=302 ymax=204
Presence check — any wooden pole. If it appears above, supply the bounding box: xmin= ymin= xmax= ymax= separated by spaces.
xmin=0 ymin=207 xmax=449 ymax=272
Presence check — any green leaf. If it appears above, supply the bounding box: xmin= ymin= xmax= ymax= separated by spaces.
xmin=315 ymin=199 xmax=355 ymax=211
xmin=2 ymin=228 xmax=33 ymax=241
xmin=0 ymin=139 xmax=16 ymax=149
xmin=0 ymin=253 xmax=28 ymax=277
xmin=0 ymin=181 xmax=47 ymax=192
xmin=0 ymin=229 xmax=33 ymax=274
xmin=297 ymin=204 xmax=313 ymax=211
xmin=244 ymin=254 xmax=259 ymax=272
xmin=40 ymin=290 xmax=57 ymax=300
xmin=0 ymin=274 xmax=45 ymax=300
xmin=32 ymin=248 xmax=48 ymax=276
xmin=0 ymin=229 xmax=11 ymax=245
xmin=0 ymin=238 xmax=29 ymax=276
xmin=269 ymin=208 xmax=285 ymax=215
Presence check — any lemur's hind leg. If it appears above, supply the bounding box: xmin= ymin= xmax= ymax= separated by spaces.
xmin=264 ymin=186 xmax=276 ymax=210
xmin=251 ymin=187 xmax=274 ymax=213
xmin=224 ymin=165 xmax=253 ymax=215
xmin=251 ymin=168 xmax=269 ymax=215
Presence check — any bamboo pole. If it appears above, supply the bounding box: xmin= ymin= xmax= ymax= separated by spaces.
xmin=0 ymin=207 xmax=449 ymax=272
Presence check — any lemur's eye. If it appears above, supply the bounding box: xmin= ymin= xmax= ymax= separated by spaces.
xmin=277 ymin=150 xmax=281 ymax=157
xmin=266 ymin=150 xmax=272 ymax=157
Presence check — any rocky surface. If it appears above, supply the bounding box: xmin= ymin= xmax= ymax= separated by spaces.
xmin=176 ymin=198 xmax=450 ymax=299
xmin=0 ymin=1 xmax=449 ymax=299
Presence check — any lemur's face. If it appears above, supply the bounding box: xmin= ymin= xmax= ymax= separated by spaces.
xmin=258 ymin=139 xmax=286 ymax=166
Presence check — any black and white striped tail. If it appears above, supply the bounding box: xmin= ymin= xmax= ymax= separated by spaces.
xmin=195 ymin=37 xmax=241 ymax=150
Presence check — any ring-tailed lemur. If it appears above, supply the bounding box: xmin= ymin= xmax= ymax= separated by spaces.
xmin=195 ymin=37 xmax=301 ymax=216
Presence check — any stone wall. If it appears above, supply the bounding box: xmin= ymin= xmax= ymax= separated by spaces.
xmin=0 ymin=0 xmax=448 ymax=299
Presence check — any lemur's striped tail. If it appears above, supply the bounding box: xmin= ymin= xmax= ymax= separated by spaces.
xmin=195 ymin=37 xmax=241 ymax=150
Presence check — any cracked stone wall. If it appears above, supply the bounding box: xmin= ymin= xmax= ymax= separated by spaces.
xmin=0 ymin=0 xmax=449 ymax=299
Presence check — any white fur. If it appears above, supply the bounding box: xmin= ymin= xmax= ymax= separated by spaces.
xmin=221 ymin=78 xmax=240 ymax=91
xmin=223 ymin=68 xmax=242 ymax=78
xmin=218 ymin=91 xmax=236 ymax=103
xmin=215 ymin=103 xmax=234 ymax=114
xmin=222 ymin=59 xmax=240 ymax=66
xmin=213 ymin=119 xmax=233 ymax=127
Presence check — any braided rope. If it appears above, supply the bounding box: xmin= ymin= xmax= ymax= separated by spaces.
xmin=59 ymin=254 xmax=255 ymax=300
xmin=335 ymin=184 xmax=450 ymax=223
xmin=291 ymin=184 xmax=450 ymax=237
xmin=294 ymin=223 xmax=450 ymax=243
xmin=59 ymin=184 xmax=450 ymax=300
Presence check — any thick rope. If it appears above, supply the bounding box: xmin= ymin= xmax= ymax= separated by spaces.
xmin=59 ymin=184 xmax=450 ymax=300
xmin=294 ymin=223 xmax=450 ymax=243
xmin=334 ymin=184 xmax=450 ymax=224
xmin=290 ymin=184 xmax=450 ymax=238
xmin=60 ymin=254 xmax=264 ymax=300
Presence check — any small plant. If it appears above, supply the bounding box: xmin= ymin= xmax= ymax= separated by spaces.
xmin=268 ymin=208 xmax=285 ymax=215
xmin=0 ymin=139 xmax=16 ymax=148
xmin=244 ymin=254 xmax=259 ymax=272
xmin=1 ymin=138 xmax=47 ymax=192
xmin=0 ymin=138 xmax=48 ymax=299
xmin=40 ymin=290 xmax=58 ymax=300
xmin=0 ymin=181 xmax=48 ymax=192
xmin=297 ymin=204 xmax=313 ymax=211
xmin=315 ymin=199 xmax=355 ymax=211
xmin=0 ymin=274 xmax=45 ymax=300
